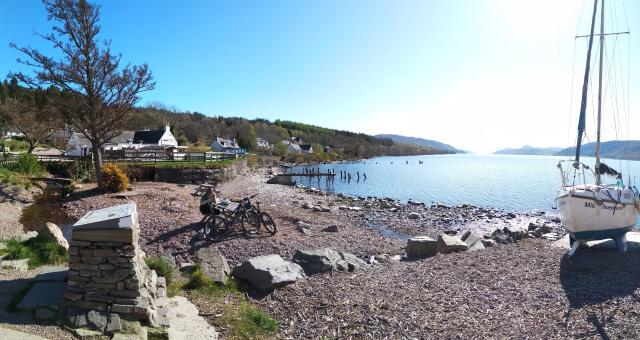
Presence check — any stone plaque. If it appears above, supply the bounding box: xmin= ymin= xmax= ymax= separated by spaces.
xmin=72 ymin=203 xmax=138 ymax=242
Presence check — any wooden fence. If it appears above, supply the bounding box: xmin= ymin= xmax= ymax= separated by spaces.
xmin=0 ymin=150 xmax=238 ymax=167
xmin=102 ymin=150 xmax=238 ymax=163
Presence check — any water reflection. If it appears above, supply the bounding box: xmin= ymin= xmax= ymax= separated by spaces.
xmin=20 ymin=189 xmax=75 ymax=240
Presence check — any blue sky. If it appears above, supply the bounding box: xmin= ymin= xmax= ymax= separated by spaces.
xmin=1 ymin=0 xmax=639 ymax=153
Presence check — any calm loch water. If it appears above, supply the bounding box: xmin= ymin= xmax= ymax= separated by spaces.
xmin=293 ymin=154 xmax=640 ymax=213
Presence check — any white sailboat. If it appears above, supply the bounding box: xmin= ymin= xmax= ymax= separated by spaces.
xmin=557 ymin=0 xmax=639 ymax=256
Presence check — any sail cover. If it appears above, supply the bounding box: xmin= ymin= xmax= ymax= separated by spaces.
xmin=598 ymin=163 xmax=620 ymax=177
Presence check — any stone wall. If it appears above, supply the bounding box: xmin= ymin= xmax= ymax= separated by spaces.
xmin=62 ymin=203 xmax=165 ymax=335
xmin=64 ymin=240 xmax=164 ymax=329
xmin=123 ymin=159 xmax=247 ymax=184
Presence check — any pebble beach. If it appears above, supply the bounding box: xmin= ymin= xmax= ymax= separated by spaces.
xmin=59 ymin=166 xmax=640 ymax=338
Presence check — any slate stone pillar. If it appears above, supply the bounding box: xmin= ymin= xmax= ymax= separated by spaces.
xmin=62 ymin=203 xmax=165 ymax=333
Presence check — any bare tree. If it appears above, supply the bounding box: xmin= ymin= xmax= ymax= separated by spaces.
xmin=11 ymin=0 xmax=154 ymax=188
xmin=0 ymin=85 xmax=62 ymax=153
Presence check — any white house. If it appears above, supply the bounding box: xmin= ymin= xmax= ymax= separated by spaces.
xmin=2 ymin=130 xmax=24 ymax=139
xmin=66 ymin=131 xmax=135 ymax=156
xmin=132 ymin=124 xmax=178 ymax=147
xmin=65 ymin=125 xmax=178 ymax=156
xmin=283 ymin=140 xmax=302 ymax=154
xmin=211 ymin=137 xmax=245 ymax=155
xmin=256 ymin=137 xmax=271 ymax=149
xmin=283 ymin=138 xmax=313 ymax=154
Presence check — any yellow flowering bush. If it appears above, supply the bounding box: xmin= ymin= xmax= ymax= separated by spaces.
xmin=101 ymin=164 xmax=128 ymax=193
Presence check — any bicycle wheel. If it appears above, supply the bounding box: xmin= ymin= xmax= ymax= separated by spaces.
xmin=260 ymin=212 xmax=277 ymax=235
xmin=205 ymin=215 xmax=229 ymax=239
xmin=241 ymin=208 xmax=260 ymax=234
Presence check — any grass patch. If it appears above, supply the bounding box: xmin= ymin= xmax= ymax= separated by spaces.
xmin=180 ymin=267 xmax=278 ymax=339
xmin=0 ymin=167 xmax=31 ymax=188
xmin=0 ymin=238 xmax=68 ymax=269
xmin=243 ymin=305 xmax=279 ymax=333
xmin=144 ymin=256 xmax=175 ymax=286
xmin=7 ymin=282 xmax=33 ymax=312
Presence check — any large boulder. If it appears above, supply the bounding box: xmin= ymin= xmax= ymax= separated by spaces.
xmin=196 ymin=247 xmax=231 ymax=285
xmin=292 ymin=248 xmax=366 ymax=274
xmin=37 ymin=222 xmax=69 ymax=250
xmin=292 ymin=248 xmax=342 ymax=274
xmin=232 ymin=254 xmax=304 ymax=291
xmin=437 ymin=234 xmax=469 ymax=254
xmin=406 ymin=236 xmax=437 ymax=259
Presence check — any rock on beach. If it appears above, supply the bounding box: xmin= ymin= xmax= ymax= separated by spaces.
xmin=406 ymin=236 xmax=437 ymax=259
xmin=196 ymin=247 xmax=231 ymax=285
xmin=437 ymin=234 xmax=468 ymax=254
xmin=232 ymin=254 xmax=305 ymax=291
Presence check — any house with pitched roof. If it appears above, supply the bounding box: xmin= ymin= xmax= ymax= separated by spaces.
xmin=283 ymin=137 xmax=313 ymax=154
xmin=66 ymin=131 xmax=136 ymax=156
xmin=65 ymin=124 xmax=178 ymax=156
xmin=210 ymin=137 xmax=245 ymax=155
xmin=132 ymin=124 xmax=178 ymax=148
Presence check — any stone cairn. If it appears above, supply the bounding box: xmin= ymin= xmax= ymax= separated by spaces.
xmin=62 ymin=203 xmax=166 ymax=334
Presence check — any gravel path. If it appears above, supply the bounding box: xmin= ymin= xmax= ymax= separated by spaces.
xmin=62 ymin=167 xmax=640 ymax=338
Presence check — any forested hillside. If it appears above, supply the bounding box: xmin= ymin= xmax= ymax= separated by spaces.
xmin=0 ymin=78 xmax=451 ymax=161
xmin=375 ymin=134 xmax=459 ymax=153
xmin=124 ymin=106 xmax=450 ymax=159
xmin=555 ymin=141 xmax=640 ymax=161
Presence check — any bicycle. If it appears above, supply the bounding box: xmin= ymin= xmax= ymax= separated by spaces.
xmin=203 ymin=193 xmax=276 ymax=238
xmin=251 ymin=199 xmax=277 ymax=236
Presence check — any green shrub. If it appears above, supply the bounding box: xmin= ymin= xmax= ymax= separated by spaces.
xmin=0 ymin=167 xmax=28 ymax=187
xmin=10 ymin=153 xmax=42 ymax=175
xmin=43 ymin=158 xmax=92 ymax=181
xmin=144 ymin=256 xmax=175 ymax=286
xmin=101 ymin=163 xmax=128 ymax=192
xmin=0 ymin=238 xmax=68 ymax=269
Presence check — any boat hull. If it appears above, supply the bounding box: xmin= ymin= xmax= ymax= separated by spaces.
xmin=557 ymin=191 xmax=638 ymax=240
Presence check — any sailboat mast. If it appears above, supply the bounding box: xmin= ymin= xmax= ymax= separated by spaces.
xmin=574 ymin=0 xmax=600 ymax=164
xmin=595 ymin=0 xmax=605 ymax=185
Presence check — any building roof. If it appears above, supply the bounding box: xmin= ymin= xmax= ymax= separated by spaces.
xmin=72 ymin=131 xmax=135 ymax=146
xmin=111 ymin=131 xmax=135 ymax=144
xmin=133 ymin=129 xmax=164 ymax=144
xmin=288 ymin=142 xmax=302 ymax=151
xmin=299 ymin=144 xmax=313 ymax=151
xmin=213 ymin=137 xmax=241 ymax=149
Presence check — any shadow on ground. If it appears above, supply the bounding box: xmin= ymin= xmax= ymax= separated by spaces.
xmin=0 ymin=275 xmax=55 ymax=328
xmin=560 ymin=248 xmax=640 ymax=308
xmin=146 ymin=221 xmax=272 ymax=260
xmin=560 ymin=248 xmax=640 ymax=339
xmin=560 ymin=250 xmax=640 ymax=308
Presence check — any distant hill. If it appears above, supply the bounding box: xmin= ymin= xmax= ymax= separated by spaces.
xmin=554 ymin=140 xmax=640 ymax=161
xmin=494 ymin=145 xmax=563 ymax=156
xmin=375 ymin=134 xmax=459 ymax=153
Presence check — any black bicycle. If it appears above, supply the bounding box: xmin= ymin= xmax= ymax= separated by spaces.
xmin=203 ymin=193 xmax=276 ymax=238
